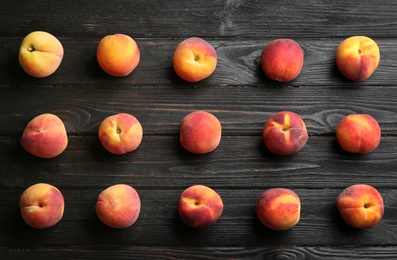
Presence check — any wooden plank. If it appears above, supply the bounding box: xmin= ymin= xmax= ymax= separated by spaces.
xmin=0 ymin=85 xmax=396 ymax=136
xmin=0 ymin=0 xmax=397 ymax=39
xmin=2 ymin=246 xmax=397 ymax=259
xmin=0 ymin=38 xmax=396 ymax=86
xmin=1 ymin=135 xmax=397 ymax=190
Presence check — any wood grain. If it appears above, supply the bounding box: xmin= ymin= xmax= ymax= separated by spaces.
xmin=1 ymin=0 xmax=397 ymax=258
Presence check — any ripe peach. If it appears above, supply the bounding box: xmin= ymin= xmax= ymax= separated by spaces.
xmin=263 ymin=111 xmax=308 ymax=155
xmin=180 ymin=111 xmax=221 ymax=154
xmin=96 ymin=34 xmax=140 ymax=76
xmin=336 ymin=36 xmax=380 ymax=81
xmin=173 ymin=37 xmax=217 ymax=82
xmin=336 ymin=114 xmax=381 ymax=154
xmin=19 ymin=183 xmax=65 ymax=229
xmin=98 ymin=113 xmax=143 ymax=155
xmin=261 ymin=39 xmax=304 ymax=82
xmin=336 ymin=184 xmax=384 ymax=229
xmin=21 ymin=113 xmax=68 ymax=158
xmin=96 ymin=184 xmax=141 ymax=228
xmin=178 ymin=185 xmax=223 ymax=229
xmin=255 ymin=188 xmax=301 ymax=231
xmin=19 ymin=31 xmax=64 ymax=78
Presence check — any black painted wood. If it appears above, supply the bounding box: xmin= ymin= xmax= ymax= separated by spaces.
xmin=1 ymin=0 xmax=397 ymax=259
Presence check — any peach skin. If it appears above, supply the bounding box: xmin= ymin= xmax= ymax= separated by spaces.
xmin=97 ymin=34 xmax=140 ymax=76
xmin=173 ymin=37 xmax=217 ymax=82
xmin=261 ymin=39 xmax=304 ymax=82
xmin=96 ymin=184 xmax=141 ymax=228
xmin=336 ymin=36 xmax=380 ymax=81
xmin=20 ymin=113 xmax=68 ymax=158
xmin=336 ymin=114 xmax=381 ymax=154
xmin=256 ymin=188 xmax=301 ymax=231
xmin=178 ymin=185 xmax=223 ymax=228
xmin=19 ymin=183 xmax=65 ymax=229
xmin=19 ymin=31 xmax=64 ymax=78
xmin=263 ymin=111 xmax=308 ymax=155
xmin=336 ymin=184 xmax=384 ymax=229
xmin=180 ymin=111 xmax=222 ymax=154
xmin=98 ymin=113 xmax=143 ymax=155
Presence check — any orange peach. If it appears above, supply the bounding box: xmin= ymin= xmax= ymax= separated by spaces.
xmin=255 ymin=188 xmax=301 ymax=231
xmin=96 ymin=184 xmax=141 ymax=228
xmin=19 ymin=31 xmax=64 ymax=78
xmin=96 ymin=34 xmax=140 ymax=76
xmin=263 ymin=111 xmax=308 ymax=155
xmin=19 ymin=183 xmax=65 ymax=229
xmin=336 ymin=184 xmax=384 ymax=229
xmin=336 ymin=114 xmax=381 ymax=154
xmin=178 ymin=185 xmax=223 ymax=228
xmin=98 ymin=113 xmax=143 ymax=155
xmin=180 ymin=111 xmax=221 ymax=154
xmin=261 ymin=39 xmax=304 ymax=82
xmin=173 ymin=37 xmax=217 ymax=82
xmin=336 ymin=36 xmax=380 ymax=81
xmin=21 ymin=113 xmax=68 ymax=158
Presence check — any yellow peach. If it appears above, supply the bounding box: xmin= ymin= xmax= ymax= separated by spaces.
xmin=255 ymin=188 xmax=301 ymax=231
xmin=336 ymin=114 xmax=381 ymax=154
xmin=336 ymin=184 xmax=384 ymax=229
xmin=95 ymin=184 xmax=141 ymax=228
xmin=261 ymin=39 xmax=304 ymax=82
xmin=336 ymin=36 xmax=380 ymax=81
xmin=19 ymin=183 xmax=65 ymax=229
xmin=98 ymin=113 xmax=143 ymax=155
xmin=173 ymin=37 xmax=217 ymax=82
xmin=263 ymin=111 xmax=308 ymax=155
xmin=178 ymin=185 xmax=223 ymax=228
xmin=97 ymin=34 xmax=140 ymax=76
xmin=180 ymin=111 xmax=221 ymax=154
xmin=19 ymin=31 xmax=64 ymax=78
xmin=21 ymin=113 xmax=68 ymax=158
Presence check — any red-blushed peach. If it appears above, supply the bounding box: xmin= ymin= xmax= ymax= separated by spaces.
xmin=336 ymin=114 xmax=381 ymax=154
xmin=180 ymin=111 xmax=221 ymax=154
xmin=96 ymin=34 xmax=140 ymax=76
xmin=336 ymin=36 xmax=380 ymax=81
xmin=95 ymin=184 xmax=141 ymax=228
xmin=19 ymin=183 xmax=65 ymax=229
xmin=98 ymin=113 xmax=143 ymax=155
xmin=21 ymin=113 xmax=68 ymax=158
xmin=19 ymin=31 xmax=64 ymax=78
xmin=261 ymin=39 xmax=304 ymax=82
xmin=173 ymin=37 xmax=217 ymax=82
xmin=178 ymin=185 xmax=223 ymax=228
xmin=255 ymin=188 xmax=301 ymax=231
xmin=263 ymin=111 xmax=308 ymax=155
xmin=336 ymin=184 xmax=384 ymax=229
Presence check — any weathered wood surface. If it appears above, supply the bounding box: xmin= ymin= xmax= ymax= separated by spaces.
xmin=1 ymin=0 xmax=397 ymax=259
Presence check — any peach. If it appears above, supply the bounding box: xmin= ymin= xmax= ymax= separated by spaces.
xmin=21 ymin=113 xmax=68 ymax=158
xmin=19 ymin=31 xmax=64 ymax=78
xmin=98 ymin=113 xmax=143 ymax=155
xmin=255 ymin=188 xmax=301 ymax=231
xmin=96 ymin=184 xmax=141 ymax=228
xmin=261 ymin=39 xmax=304 ymax=82
xmin=173 ymin=37 xmax=217 ymax=82
xmin=336 ymin=36 xmax=380 ymax=81
xmin=178 ymin=185 xmax=223 ymax=228
xmin=180 ymin=111 xmax=221 ymax=154
xmin=19 ymin=183 xmax=65 ymax=229
xmin=336 ymin=184 xmax=384 ymax=229
xmin=336 ymin=114 xmax=381 ymax=154
xmin=96 ymin=34 xmax=140 ymax=76
xmin=263 ymin=111 xmax=308 ymax=155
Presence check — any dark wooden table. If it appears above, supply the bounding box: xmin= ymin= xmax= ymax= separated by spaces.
xmin=1 ymin=0 xmax=397 ymax=259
